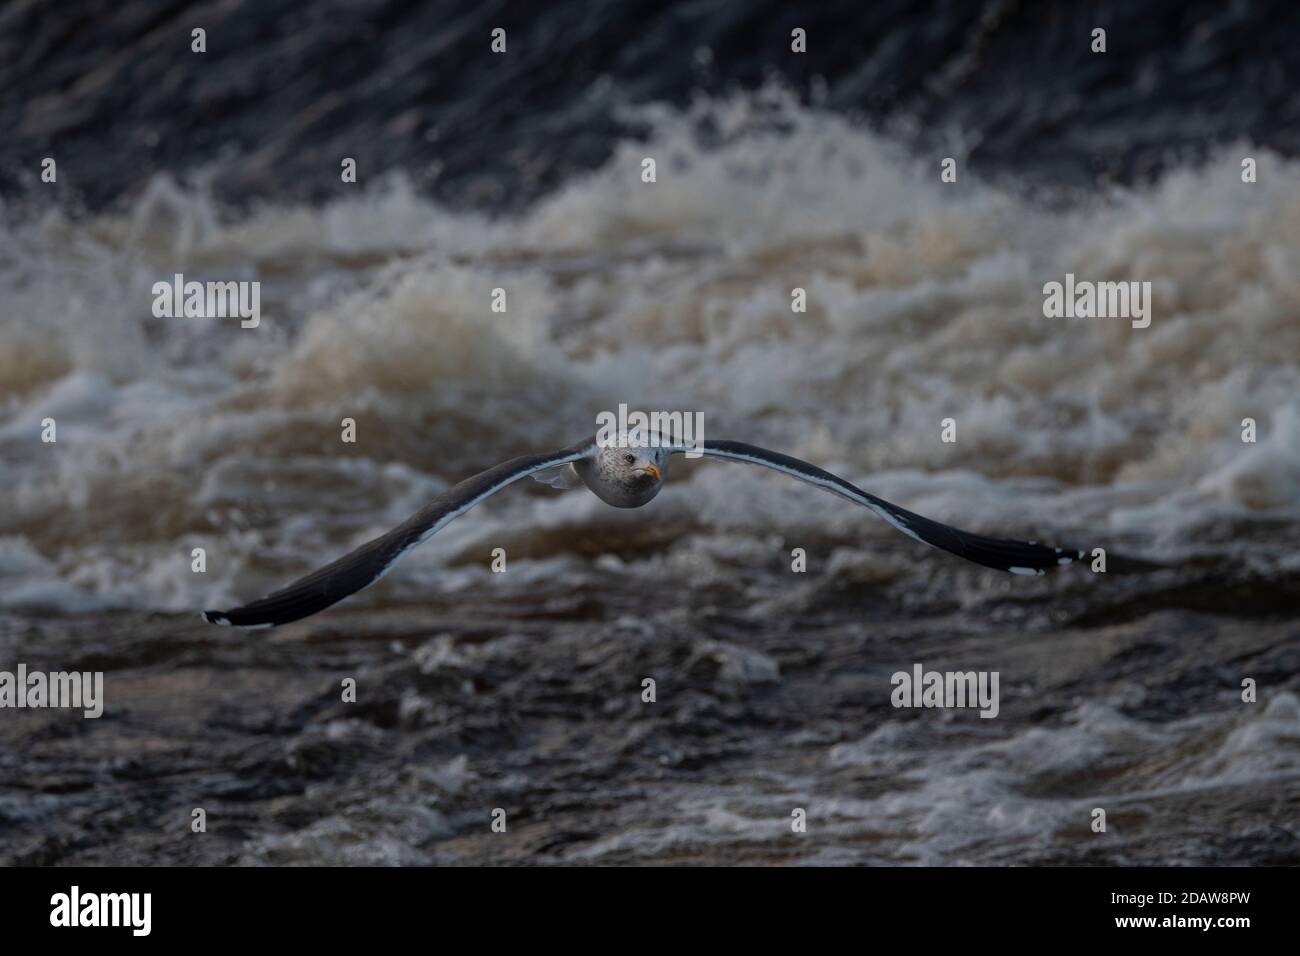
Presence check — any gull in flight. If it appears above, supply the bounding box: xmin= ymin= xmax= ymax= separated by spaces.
xmin=202 ymin=433 xmax=1082 ymax=628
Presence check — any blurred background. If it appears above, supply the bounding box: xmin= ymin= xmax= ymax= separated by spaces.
xmin=1 ymin=0 xmax=1297 ymax=865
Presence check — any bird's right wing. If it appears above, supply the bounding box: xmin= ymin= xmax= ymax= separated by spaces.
xmin=202 ymin=444 xmax=590 ymax=628
xmin=529 ymin=461 xmax=584 ymax=489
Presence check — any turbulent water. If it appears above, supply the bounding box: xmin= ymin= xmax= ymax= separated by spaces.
xmin=2 ymin=2 xmax=1299 ymax=865
xmin=4 ymin=95 xmax=1300 ymax=617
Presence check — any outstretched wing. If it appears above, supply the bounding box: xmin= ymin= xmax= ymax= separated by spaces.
xmin=202 ymin=445 xmax=590 ymax=628
xmin=672 ymin=440 xmax=1082 ymax=575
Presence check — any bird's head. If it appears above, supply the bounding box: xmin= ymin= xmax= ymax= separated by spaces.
xmin=584 ymin=439 xmax=669 ymax=508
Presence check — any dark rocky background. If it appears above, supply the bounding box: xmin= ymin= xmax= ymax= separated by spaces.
xmin=4 ymin=0 xmax=1299 ymax=214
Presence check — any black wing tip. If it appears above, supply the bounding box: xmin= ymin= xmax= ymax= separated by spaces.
xmin=200 ymin=608 xmax=279 ymax=629
xmin=1052 ymin=546 xmax=1088 ymax=567
xmin=1001 ymin=544 xmax=1086 ymax=575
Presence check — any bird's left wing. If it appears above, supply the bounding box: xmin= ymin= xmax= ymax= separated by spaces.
xmin=202 ymin=443 xmax=591 ymax=628
xmin=670 ymin=439 xmax=1083 ymax=575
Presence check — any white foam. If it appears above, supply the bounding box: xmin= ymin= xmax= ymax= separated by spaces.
xmin=2 ymin=93 xmax=1298 ymax=611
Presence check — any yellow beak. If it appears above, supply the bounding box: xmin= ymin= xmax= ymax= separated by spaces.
xmin=642 ymin=463 xmax=661 ymax=481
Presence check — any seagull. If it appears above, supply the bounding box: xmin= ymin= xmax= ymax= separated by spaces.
xmin=202 ymin=433 xmax=1082 ymax=628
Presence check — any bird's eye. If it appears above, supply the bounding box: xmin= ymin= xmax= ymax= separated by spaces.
xmin=623 ymin=453 xmax=636 ymax=465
